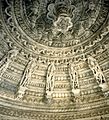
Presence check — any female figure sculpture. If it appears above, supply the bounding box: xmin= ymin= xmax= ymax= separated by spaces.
xmin=87 ymin=55 xmax=106 ymax=84
xmin=87 ymin=55 xmax=108 ymax=92
xmin=69 ymin=63 xmax=80 ymax=96
xmin=19 ymin=56 xmax=36 ymax=87
xmin=45 ymin=62 xmax=55 ymax=101
xmin=0 ymin=48 xmax=18 ymax=80
xmin=16 ymin=55 xmax=37 ymax=99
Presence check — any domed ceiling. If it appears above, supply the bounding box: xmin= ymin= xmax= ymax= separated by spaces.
xmin=0 ymin=0 xmax=109 ymax=120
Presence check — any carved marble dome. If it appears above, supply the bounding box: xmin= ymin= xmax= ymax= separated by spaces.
xmin=0 ymin=0 xmax=109 ymax=120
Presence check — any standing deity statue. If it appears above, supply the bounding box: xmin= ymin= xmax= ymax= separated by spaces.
xmin=88 ymin=56 xmax=99 ymax=73
xmin=16 ymin=56 xmax=37 ymax=99
xmin=95 ymin=66 xmax=106 ymax=84
xmin=69 ymin=63 xmax=80 ymax=96
xmin=87 ymin=55 xmax=106 ymax=84
xmin=19 ymin=56 xmax=36 ymax=87
xmin=0 ymin=48 xmax=19 ymax=80
xmin=45 ymin=62 xmax=55 ymax=100
xmin=87 ymin=55 xmax=109 ymax=92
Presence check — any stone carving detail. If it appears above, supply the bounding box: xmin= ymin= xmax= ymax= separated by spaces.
xmin=53 ymin=15 xmax=73 ymax=34
xmin=87 ymin=55 xmax=109 ymax=92
xmin=0 ymin=48 xmax=19 ymax=81
xmin=0 ymin=105 xmax=109 ymax=120
xmin=0 ymin=0 xmax=109 ymax=119
xmin=47 ymin=0 xmax=74 ymax=35
xmin=29 ymin=0 xmax=40 ymax=29
xmin=11 ymin=0 xmax=105 ymax=47
xmin=16 ymin=55 xmax=37 ymax=99
xmin=45 ymin=62 xmax=55 ymax=102
xmin=1 ymin=0 xmax=108 ymax=52
xmin=69 ymin=63 xmax=80 ymax=96
xmin=15 ymin=86 xmax=27 ymax=100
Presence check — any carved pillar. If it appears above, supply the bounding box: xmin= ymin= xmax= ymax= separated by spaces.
xmin=69 ymin=63 xmax=80 ymax=96
xmin=45 ymin=62 xmax=55 ymax=102
xmin=16 ymin=56 xmax=37 ymax=99
xmin=0 ymin=48 xmax=18 ymax=81
xmin=87 ymin=55 xmax=109 ymax=93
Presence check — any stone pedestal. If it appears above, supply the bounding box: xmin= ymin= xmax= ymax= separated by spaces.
xmin=72 ymin=89 xmax=80 ymax=96
xmin=46 ymin=91 xmax=53 ymax=99
xmin=99 ymin=83 xmax=109 ymax=92
xmin=16 ymin=86 xmax=27 ymax=99
xmin=45 ymin=91 xmax=53 ymax=103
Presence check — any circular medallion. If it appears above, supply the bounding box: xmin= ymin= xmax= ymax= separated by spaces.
xmin=11 ymin=0 xmax=107 ymax=48
xmin=1 ymin=0 xmax=109 ymax=49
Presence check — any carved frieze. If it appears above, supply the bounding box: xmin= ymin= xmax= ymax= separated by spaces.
xmin=0 ymin=0 xmax=109 ymax=119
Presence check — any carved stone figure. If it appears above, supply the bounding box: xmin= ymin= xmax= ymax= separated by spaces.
xmin=69 ymin=63 xmax=80 ymax=95
xmin=16 ymin=55 xmax=37 ymax=99
xmin=87 ymin=55 xmax=109 ymax=92
xmin=19 ymin=56 xmax=36 ymax=87
xmin=26 ymin=0 xmax=48 ymax=30
xmin=85 ymin=0 xmax=97 ymax=27
xmin=45 ymin=62 xmax=55 ymax=100
xmin=87 ymin=56 xmax=105 ymax=83
xmin=0 ymin=48 xmax=19 ymax=80
xmin=30 ymin=0 xmax=40 ymax=29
